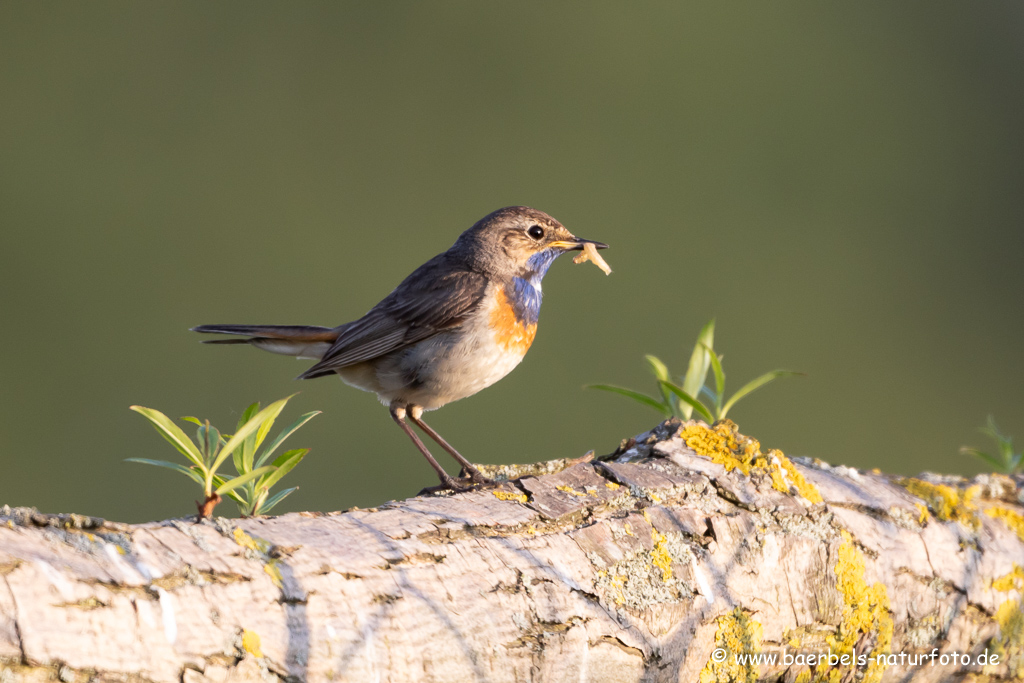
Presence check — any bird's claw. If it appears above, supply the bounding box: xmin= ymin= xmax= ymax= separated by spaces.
xmin=417 ymin=475 xmax=496 ymax=496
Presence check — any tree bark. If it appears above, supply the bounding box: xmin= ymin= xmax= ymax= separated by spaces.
xmin=1 ymin=419 xmax=1023 ymax=683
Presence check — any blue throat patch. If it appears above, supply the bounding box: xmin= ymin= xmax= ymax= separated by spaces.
xmin=507 ymin=249 xmax=563 ymax=325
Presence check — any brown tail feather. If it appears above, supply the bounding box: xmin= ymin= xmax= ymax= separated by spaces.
xmin=192 ymin=324 xmax=339 ymax=362
xmin=191 ymin=324 xmax=338 ymax=341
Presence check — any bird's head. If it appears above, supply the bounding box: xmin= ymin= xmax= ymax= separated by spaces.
xmin=455 ymin=206 xmax=608 ymax=280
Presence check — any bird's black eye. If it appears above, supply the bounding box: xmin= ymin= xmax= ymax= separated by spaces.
xmin=527 ymin=225 xmax=544 ymax=240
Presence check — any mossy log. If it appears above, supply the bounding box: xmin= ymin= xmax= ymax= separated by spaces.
xmin=2 ymin=419 xmax=1023 ymax=683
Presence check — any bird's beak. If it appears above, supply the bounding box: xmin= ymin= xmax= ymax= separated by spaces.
xmin=549 ymin=237 xmax=610 ymax=251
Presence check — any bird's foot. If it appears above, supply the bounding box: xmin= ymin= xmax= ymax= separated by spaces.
xmin=417 ymin=474 xmax=496 ymax=496
xmin=458 ymin=464 xmax=496 ymax=487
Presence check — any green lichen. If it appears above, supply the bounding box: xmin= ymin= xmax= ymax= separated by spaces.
xmin=679 ymin=421 xmax=822 ymax=504
xmin=698 ymin=608 xmax=763 ymax=683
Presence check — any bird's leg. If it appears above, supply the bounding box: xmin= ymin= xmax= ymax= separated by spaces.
xmin=389 ymin=403 xmax=467 ymax=492
xmin=408 ymin=406 xmax=494 ymax=485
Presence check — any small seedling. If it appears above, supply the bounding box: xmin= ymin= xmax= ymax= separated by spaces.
xmin=588 ymin=319 xmax=801 ymax=423
xmin=128 ymin=395 xmax=319 ymax=519
xmin=961 ymin=416 xmax=1022 ymax=474
xmin=213 ymin=400 xmax=320 ymax=516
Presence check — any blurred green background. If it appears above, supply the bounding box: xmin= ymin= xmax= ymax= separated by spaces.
xmin=1 ymin=3 xmax=1022 ymax=523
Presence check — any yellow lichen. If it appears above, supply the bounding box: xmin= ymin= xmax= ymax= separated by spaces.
xmin=264 ymin=563 xmax=283 ymax=588
xmin=623 ymin=522 xmax=634 ymax=537
xmin=234 ymin=527 xmax=282 ymax=588
xmin=610 ymin=572 xmax=626 ymax=606
xmin=992 ymin=565 xmax=1024 ymax=594
xmin=681 ymin=420 xmax=757 ymax=475
xmin=914 ymin=503 xmax=930 ymax=525
xmin=990 ymin=567 xmax=1024 ymax=679
xmin=900 ymin=479 xmax=980 ymax=529
xmin=679 ymin=421 xmax=822 ymax=503
xmin=605 ymin=481 xmax=621 ymax=490
xmin=992 ymin=565 xmax=1024 ymax=593
xmin=994 ymin=599 xmax=1024 ymax=679
xmin=233 ymin=527 xmax=261 ymax=551
xmin=772 ymin=450 xmax=823 ymax=504
xmin=826 ymin=532 xmax=893 ymax=683
xmin=698 ymin=608 xmax=763 ymax=683
xmin=492 ymin=490 xmax=528 ymax=503
xmin=556 ymin=485 xmax=587 ymax=498
xmin=985 ymin=506 xmax=1024 ymax=543
xmin=241 ymin=629 xmax=263 ymax=658
xmin=650 ymin=529 xmax=673 ymax=582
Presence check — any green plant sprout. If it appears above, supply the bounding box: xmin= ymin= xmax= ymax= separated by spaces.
xmin=213 ymin=400 xmax=320 ymax=516
xmin=128 ymin=395 xmax=319 ymax=519
xmin=588 ymin=319 xmax=801 ymax=424
xmin=960 ymin=416 xmax=1022 ymax=474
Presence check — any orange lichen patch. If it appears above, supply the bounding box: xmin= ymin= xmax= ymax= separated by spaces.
xmin=489 ymin=286 xmax=537 ymax=354
xmin=679 ymin=421 xmax=822 ymax=503
xmin=900 ymin=479 xmax=981 ymax=529
xmin=985 ymin=506 xmax=1024 ymax=543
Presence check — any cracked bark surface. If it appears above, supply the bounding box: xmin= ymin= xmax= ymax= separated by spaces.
xmin=1 ymin=419 xmax=1023 ymax=683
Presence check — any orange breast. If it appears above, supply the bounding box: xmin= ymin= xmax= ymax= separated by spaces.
xmin=489 ymin=286 xmax=537 ymax=354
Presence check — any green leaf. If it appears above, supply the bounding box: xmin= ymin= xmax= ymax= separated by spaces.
xmin=645 ymin=355 xmax=670 ymax=382
xmin=130 ymin=406 xmax=205 ymax=469
xmin=125 ymin=458 xmax=205 ymax=485
xmin=258 ymin=449 xmax=308 ymax=491
xmin=259 ymin=487 xmax=298 ymax=515
xmin=254 ymin=411 xmax=321 ymax=469
xmin=181 ymin=416 xmax=203 ymax=427
xmin=212 ymin=474 xmax=250 ymax=506
xmin=960 ymin=447 xmax=1010 ymax=473
xmin=720 ymin=370 xmax=802 ymax=419
xmin=680 ymin=320 xmax=715 ymax=419
xmin=586 ymin=385 xmax=671 ymax=416
xmin=644 ymin=355 xmax=677 ymax=414
xmin=236 ymin=402 xmax=261 ymax=474
xmin=214 ymin=466 xmax=277 ymax=495
xmin=212 ymin=397 xmax=293 ymax=476
xmin=199 ymin=422 xmax=221 ymax=464
xmin=700 ymin=343 xmax=726 ymax=418
xmin=659 ymin=381 xmax=715 ymax=423
xmin=1010 ymin=452 xmax=1023 ymax=472
xmin=237 ymin=402 xmax=261 ymax=431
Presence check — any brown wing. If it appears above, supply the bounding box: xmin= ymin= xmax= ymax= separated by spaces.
xmin=298 ymin=255 xmax=488 ymax=379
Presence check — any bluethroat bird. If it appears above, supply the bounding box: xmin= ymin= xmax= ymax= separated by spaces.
xmin=192 ymin=206 xmax=609 ymax=491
